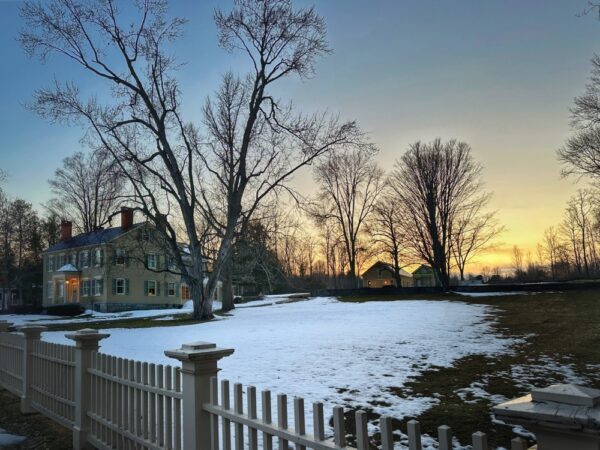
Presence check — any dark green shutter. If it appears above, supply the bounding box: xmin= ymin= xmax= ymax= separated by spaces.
xmin=100 ymin=249 xmax=104 ymax=267
xmin=144 ymin=281 xmax=148 ymax=296
xmin=112 ymin=279 xmax=117 ymax=295
xmin=175 ymin=283 xmax=180 ymax=298
xmin=99 ymin=280 xmax=104 ymax=295
xmin=125 ymin=279 xmax=130 ymax=295
xmin=156 ymin=281 xmax=161 ymax=296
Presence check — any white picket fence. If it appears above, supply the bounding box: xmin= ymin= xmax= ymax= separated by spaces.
xmin=86 ymin=353 xmax=183 ymax=450
xmin=30 ymin=340 xmax=76 ymax=428
xmin=0 ymin=321 xmax=534 ymax=450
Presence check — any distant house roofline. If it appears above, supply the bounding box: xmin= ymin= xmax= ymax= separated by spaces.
xmin=43 ymin=222 xmax=145 ymax=253
xmin=362 ymin=261 xmax=413 ymax=278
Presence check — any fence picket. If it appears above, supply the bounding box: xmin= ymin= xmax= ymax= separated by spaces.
xmin=157 ymin=365 xmax=165 ymax=448
xmin=165 ymin=366 xmax=173 ymax=450
xmin=174 ymin=367 xmax=182 ymax=450
xmin=262 ymin=390 xmax=273 ymax=450
xmin=380 ymin=416 xmax=394 ymax=450
xmin=277 ymin=394 xmax=288 ymax=450
xmin=248 ymin=386 xmax=258 ymax=450
xmin=149 ymin=363 xmax=157 ymax=444
xmin=222 ymin=379 xmax=232 ymax=450
xmin=473 ymin=431 xmax=488 ymax=450
xmin=234 ymin=383 xmax=244 ymax=450
xmin=407 ymin=420 xmax=422 ymax=450
xmin=333 ymin=406 xmax=346 ymax=448
xmin=293 ymin=397 xmax=306 ymax=450
xmin=438 ymin=425 xmax=452 ymax=450
xmin=355 ymin=411 xmax=368 ymax=450
xmin=210 ymin=377 xmax=219 ymax=450
xmin=312 ymin=402 xmax=325 ymax=442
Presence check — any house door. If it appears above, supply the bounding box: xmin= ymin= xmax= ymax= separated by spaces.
xmin=70 ymin=282 xmax=79 ymax=303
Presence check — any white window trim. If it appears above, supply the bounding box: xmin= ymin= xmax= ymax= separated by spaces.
xmin=147 ymin=280 xmax=157 ymax=296
xmin=95 ymin=249 xmax=102 ymax=267
xmin=116 ymin=278 xmax=126 ymax=295
xmin=82 ymin=250 xmax=90 ymax=268
xmin=147 ymin=253 xmax=157 ymax=270
xmin=167 ymin=282 xmax=176 ymax=297
xmin=116 ymin=249 xmax=125 ymax=266
xmin=48 ymin=256 xmax=54 ymax=272
xmin=94 ymin=277 xmax=102 ymax=296
xmin=81 ymin=278 xmax=89 ymax=297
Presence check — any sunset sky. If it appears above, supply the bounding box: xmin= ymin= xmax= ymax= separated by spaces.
xmin=1 ymin=1 xmax=599 ymax=271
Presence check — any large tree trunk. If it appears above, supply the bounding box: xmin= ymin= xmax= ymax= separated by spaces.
xmin=188 ymin=243 xmax=211 ymax=320
xmin=221 ymin=257 xmax=235 ymax=311
xmin=189 ymin=277 xmax=212 ymax=320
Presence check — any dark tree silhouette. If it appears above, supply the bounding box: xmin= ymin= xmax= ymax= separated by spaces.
xmin=391 ymin=139 xmax=496 ymax=289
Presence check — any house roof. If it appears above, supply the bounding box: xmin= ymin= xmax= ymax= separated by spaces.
xmin=412 ymin=264 xmax=433 ymax=275
xmin=57 ymin=264 xmax=79 ymax=272
xmin=363 ymin=261 xmax=412 ymax=278
xmin=44 ymin=223 xmax=143 ymax=253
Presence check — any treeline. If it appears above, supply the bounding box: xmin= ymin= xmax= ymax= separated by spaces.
xmin=504 ymin=189 xmax=600 ymax=282
xmin=0 ymin=176 xmax=60 ymax=307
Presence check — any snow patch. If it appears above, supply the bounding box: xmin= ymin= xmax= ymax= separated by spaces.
xmin=0 ymin=428 xmax=26 ymax=446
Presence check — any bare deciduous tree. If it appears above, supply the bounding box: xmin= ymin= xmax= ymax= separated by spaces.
xmin=391 ymin=139 xmax=493 ymax=289
xmin=47 ymin=150 xmax=124 ymax=233
xmin=451 ymin=195 xmax=503 ymax=281
xmin=560 ymin=55 xmax=600 ymax=178
xmin=366 ymin=184 xmax=410 ymax=287
xmin=512 ymin=245 xmax=524 ymax=278
xmin=199 ymin=0 xmax=361 ymax=310
xmin=310 ymin=145 xmax=384 ymax=285
xmin=20 ymin=0 xmax=212 ymax=318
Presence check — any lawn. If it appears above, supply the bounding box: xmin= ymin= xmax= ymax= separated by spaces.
xmin=4 ymin=291 xmax=598 ymax=449
xmin=339 ymin=290 xmax=600 ymax=448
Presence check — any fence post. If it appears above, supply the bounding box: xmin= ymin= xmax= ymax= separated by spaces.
xmin=19 ymin=325 xmax=47 ymax=414
xmin=166 ymin=341 xmax=234 ymax=450
xmin=494 ymin=384 xmax=600 ymax=450
xmin=66 ymin=328 xmax=110 ymax=450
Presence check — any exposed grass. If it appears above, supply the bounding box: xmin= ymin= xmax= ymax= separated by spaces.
xmin=339 ymin=290 xmax=600 ymax=447
xmin=0 ymin=390 xmax=71 ymax=449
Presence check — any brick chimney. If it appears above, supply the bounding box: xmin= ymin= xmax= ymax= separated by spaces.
xmin=120 ymin=207 xmax=134 ymax=230
xmin=60 ymin=220 xmax=72 ymax=241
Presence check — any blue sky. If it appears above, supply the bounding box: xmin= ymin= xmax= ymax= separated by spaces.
xmin=1 ymin=0 xmax=599 ymax=264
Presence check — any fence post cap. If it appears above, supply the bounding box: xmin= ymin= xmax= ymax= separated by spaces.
xmin=532 ymin=383 xmax=600 ymax=407
xmin=165 ymin=341 xmax=234 ymax=363
xmin=19 ymin=325 xmax=48 ymax=338
xmin=66 ymin=328 xmax=110 ymax=349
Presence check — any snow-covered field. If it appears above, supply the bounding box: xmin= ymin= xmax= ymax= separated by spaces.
xmin=41 ymin=297 xmax=512 ymax=430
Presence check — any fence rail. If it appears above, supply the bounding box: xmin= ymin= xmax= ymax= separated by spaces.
xmin=2 ymin=319 xmax=595 ymax=450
